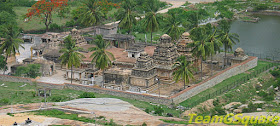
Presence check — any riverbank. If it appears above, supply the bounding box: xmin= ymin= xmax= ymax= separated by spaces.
xmin=250 ymin=10 xmax=280 ymax=16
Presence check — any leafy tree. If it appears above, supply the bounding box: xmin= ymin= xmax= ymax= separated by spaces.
xmin=25 ymin=0 xmax=68 ymax=32
xmin=173 ymin=55 xmax=195 ymax=89
xmin=163 ymin=13 xmax=184 ymax=41
xmin=80 ymin=0 xmax=103 ymax=26
xmin=218 ymin=20 xmax=239 ymax=66
xmin=205 ymin=23 xmax=222 ymax=75
xmin=0 ymin=11 xmax=16 ymax=26
xmin=0 ymin=25 xmax=24 ymax=74
xmin=14 ymin=64 xmax=41 ymax=78
xmin=89 ymin=35 xmax=114 ymax=86
xmin=216 ymin=6 xmax=234 ymax=19
xmin=59 ymin=36 xmax=85 ymax=84
xmin=183 ymin=9 xmax=209 ymax=30
xmin=116 ymin=0 xmax=138 ymax=34
xmin=189 ymin=26 xmax=211 ymax=80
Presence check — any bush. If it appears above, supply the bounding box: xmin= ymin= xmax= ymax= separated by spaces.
xmin=254 ymin=4 xmax=269 ymax=11
xmin=214 ymin=106 xmax=226 ymax=115
xmin=270 ymin=69 xmax=280 ymax=78
xmin=144 ymin=108 xmax=150 ymax=113
xmin=49 ymin=95 xmax=68 ymax=102
xmin=66 ymin=20 xmax=75 ymax=27
xmin=79 ymin=92 xmax=95 ymax=98
xmin=50 ymin=23 xmax=62 ymax=32
xmin=0 ymin=98 xmax=9 ymax=105
xmin=14 ymin=64 xmax=41 ymax=78
xmin=154 ymin=106 xmax=164 ymax=116
xmin=142 ymin=122 xmax=147 ymax=126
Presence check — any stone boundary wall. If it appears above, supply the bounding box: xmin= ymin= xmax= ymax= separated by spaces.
xmin=170 ymin=56 xmax=258 ymax=104
xmin=0 ymin=57 xmax=258 ymax=105
xmin=64 ymin=83 xmax=172 ymax=105
xmin=0 ymin=74 xmax=33 ymax=83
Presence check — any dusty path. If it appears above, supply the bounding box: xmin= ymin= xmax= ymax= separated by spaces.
xmin=0 ymin=98 xmax=185 ymax=126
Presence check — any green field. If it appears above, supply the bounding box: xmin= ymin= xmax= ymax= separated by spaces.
xmin=0 ymin=80 xmax=181 ymax=117
xmin=14 ymin=7 xmax=72 ymax=32
xmin=179 ymin=61 xmax=275 ymax=108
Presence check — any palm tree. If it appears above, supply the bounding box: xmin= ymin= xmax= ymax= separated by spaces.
xmin=205 ymin=24 xmax=222 ymax=76
xmin=173 ymin=55 xmax=194 ymax=89
xmin=218 ymin=20 xmax=240 ymax=67
xmin=189 ymin=26 xmax=211 ymax=80
xmin=116 ymin=0 xmax=138 ymax=34
xmin=89 ymin=35 xmax=114 ymax=86
xmin=0 ymin=25 xmax=24 ymax=74
xmin=143 ymin=0 xmax=161 ymax=44
xmin=79 ymin=0 xmax=104 ymax=26
xmin=163 ymin=13 xmax=183 ymax=41
xmin=144 ymin=12 xmax=160 ymax=44
xmin=59 ymin=36 xmax=85 ymax=84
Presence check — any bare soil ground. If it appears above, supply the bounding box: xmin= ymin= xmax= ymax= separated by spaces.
xmin=0 ymin=98 xmax=184 ymax=126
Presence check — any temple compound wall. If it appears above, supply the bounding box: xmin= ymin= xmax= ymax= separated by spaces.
xmin=171 ymin=56 xmax=258 ymax=104
xmin=0 ymin=56 xmax=258 ymax=105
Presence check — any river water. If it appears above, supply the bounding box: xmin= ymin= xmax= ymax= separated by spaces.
xmin=230 ymin=15 xmax=280 ymax=60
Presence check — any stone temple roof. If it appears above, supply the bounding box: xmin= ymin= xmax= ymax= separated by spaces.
xmin=126 ymin=43 xmax=145 ymax=52
xmin=182 ymin=32 xmax=190 ymax=36
xmin=103 ymin=34 xmax=135 ymax=41
xmin=160 ymin=34 xmax=171 ymax=39
xmin=235 ymin=47 xmax=244 ymax=53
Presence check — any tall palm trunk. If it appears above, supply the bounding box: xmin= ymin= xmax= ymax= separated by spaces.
xmin=3 ymin=54 xmax=8 ymax=74
xmin=151 ymin=32 xmax=153 ymax=44
xmin=71 ymin=65 xmax=73 ymax=84
xmin=211 ymin=53 xmax=213 ymax=76
xmin=183 ymin=77 xmax=186 ymax=89
xmin=102 ymin=69 xmax=105 ymax=87
xmin=201 ymin=56 xmax=203 ymax=80
xmin=224 ymin=44 xmax=227 ymax=67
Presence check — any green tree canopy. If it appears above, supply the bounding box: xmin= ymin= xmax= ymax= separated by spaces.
xmin=173 ymin=55 xmax=194 ymax=89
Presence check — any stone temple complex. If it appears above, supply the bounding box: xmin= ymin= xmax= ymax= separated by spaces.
xmin=129 ymin=52 xmax=157 ymax=88
xmin=153 ymin=34 xmax=179 ymax=84
xmin=177 ymin=32 xmax=194 ymax=62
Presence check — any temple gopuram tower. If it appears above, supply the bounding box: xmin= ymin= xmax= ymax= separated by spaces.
xmin=153 ymin=34 xmax=179 ymax=83
xmin=70 ymin=28 xmax=87 ymax=45
xmin=177 ymin=32 xmax=194 ymax=62
xmin=129 ymin=52 xmax=157 ymax=88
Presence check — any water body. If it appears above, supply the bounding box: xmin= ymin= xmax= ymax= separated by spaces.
xmin=230 ymin=15 xmax=280 ymax=60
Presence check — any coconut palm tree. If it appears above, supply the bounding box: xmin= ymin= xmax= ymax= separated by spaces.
xmin=143 ymin=0 xmax=161 ymax=44
xmin=116 ymin=0 xmax=138 ymax=34
xmin=218 ymin=20 xmax=239 ymax=67
xmin=79 ymin=0 xmax=104 ymax=26
xmin=189 ymin=26 xmax=211 ymax=80
xmin=89 ymin=35 xmax=114 ymax=86
xmin=173 ymin=55 xmax=194 ymax=89
xmin=205 ymin=24 xmax=222 ymax=76
xmin=59 ymin=36 xmax=85 ymax=84
xmin=163 ymin=13 xmax=184 ymax=41
xmin=0 ymin=25 xmax=24 ymax=74
xmin=144 ymin=12 xmax=161 ymax=44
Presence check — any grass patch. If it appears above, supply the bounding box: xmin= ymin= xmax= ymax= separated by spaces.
xmin=14 ymin=7 xmax=73 ymax=32
xmin=0 ymin=81 xmax=181 ymax=117
xmin=159 ymin=119 xmax=189 ymax=124
xmin=35 ymin=109 xmax=119 ymax=126
xmin=180 ymin=61 xmax=275 ymax=108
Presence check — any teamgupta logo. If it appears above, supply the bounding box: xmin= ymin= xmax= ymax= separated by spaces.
xmin=188 ymin=113 xmax=280 ymax=126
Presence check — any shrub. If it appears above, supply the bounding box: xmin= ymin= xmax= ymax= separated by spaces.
xmin=66 ymin=20 xmax=75 ymax=27
xmin=50 ymin=23 xmax=62 ymax=32
xmin=142 ymin=122 xmax=147 ymax=126
xmin=214 ymin=106 xmax=226 ymax=115
xmin=0 ymin=98 xmax=9 ymax=105
xmin=254 ymin=4 xmax=269 ymax=11
xmin=49 ymin=95 xmax=68 ymax=102
xmin=79 ymin=92 xmax=95 ymax=98
xmin=144 ymin=108 xmax=150 ymax=113
xmin=213 ymin=99 xmax=220 ymax=106
xmin=270 ymin=69 xmax=280 ymax=78
xmin=154 ymin=106 xmax=164 ymax=116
